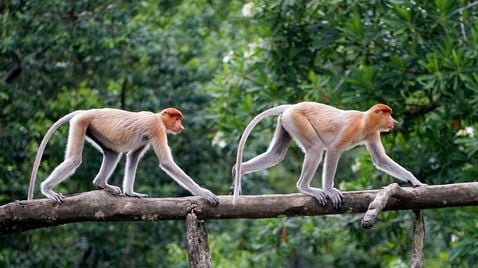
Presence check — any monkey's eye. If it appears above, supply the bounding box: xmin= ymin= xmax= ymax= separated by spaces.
xmin=374 ymin=110 xmax=381 ymax=114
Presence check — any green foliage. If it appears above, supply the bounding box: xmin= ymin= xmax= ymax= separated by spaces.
xmin=207 ymin=0 xmax=478 ymax=266
xmin=1 ymin=0 xmax=478 ymax=266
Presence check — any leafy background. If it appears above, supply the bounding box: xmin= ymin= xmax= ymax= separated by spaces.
xmin=1 ymin=0 xmax=478 ymax=267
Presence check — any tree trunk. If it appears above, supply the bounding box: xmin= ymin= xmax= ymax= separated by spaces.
xmin=186 ymin=211 xmax=211 ymax=268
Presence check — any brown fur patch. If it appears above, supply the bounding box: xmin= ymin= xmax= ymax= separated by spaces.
xmin=337 ymin=115 xmax=363 ymax=150
xmin=162 ymin=108 xmax=183 ymax=119
xmin=370 ymin=104 xmax=392 ymax=114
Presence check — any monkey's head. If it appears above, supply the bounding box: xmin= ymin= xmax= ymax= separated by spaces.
xmin=368 ymin=104 xmax=398 ymax=132
xmin=161 ymin=108 xmax=185 ymax=134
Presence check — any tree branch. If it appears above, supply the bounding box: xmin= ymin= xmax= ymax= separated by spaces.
xmin=361 ymin=183 xmax=410 ymax=229
xmin=1 ymin=182 xmax=478 ymax=235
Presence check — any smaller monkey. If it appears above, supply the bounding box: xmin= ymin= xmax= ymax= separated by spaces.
xmin=29 ymin=108 xmax=219 ymax=206
xmin=232 ymin=102 xmax=426 ymax=207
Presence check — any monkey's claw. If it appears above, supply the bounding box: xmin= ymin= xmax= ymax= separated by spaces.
xmin=325 ymin=188 xmax=344 ymax=209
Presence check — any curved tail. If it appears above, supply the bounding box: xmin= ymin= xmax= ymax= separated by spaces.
xmin=232 ymin=105 xmax=292 ymax=205
xmin=28 ymin=111 xmax=82 ymax=200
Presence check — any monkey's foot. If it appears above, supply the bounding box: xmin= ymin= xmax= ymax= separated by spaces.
xmin=300 ymin=187 xmax=327 ymax=207
xmin=324 ymin=188 xmax=344 ymax=209
xmin=94 ymin=182 xmax=122 ymax=195
xmin=125 ymin=191 xmax=148 ymax=198
xmin=195 ymin=188 xmax=219 ymax=206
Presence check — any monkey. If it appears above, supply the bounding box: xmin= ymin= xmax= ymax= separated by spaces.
xmin=28 ymin=108 xmax=219 ymax=206
xmin=232 ymin=102 xmax=426 ymax=208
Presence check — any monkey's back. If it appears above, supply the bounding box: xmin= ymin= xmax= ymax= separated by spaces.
xmin=84 ymin=109 xmax=157 ymax=152
xmin=285 ymin=102 xmax=364 ymax=148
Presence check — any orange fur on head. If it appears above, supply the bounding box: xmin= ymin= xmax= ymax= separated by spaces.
xmin=367 ymin=104 xmax=396 ymax=132
xmin=162 ymin=107 xmax=183 ymax=119
xmin=369 ymin=104 xmax=392 ymax=114
xmin=161 ymin=107 xmax=184 ymax=134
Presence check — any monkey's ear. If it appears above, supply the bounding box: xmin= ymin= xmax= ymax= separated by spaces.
xmin=374 ymin=109 xmax=381 ymax=114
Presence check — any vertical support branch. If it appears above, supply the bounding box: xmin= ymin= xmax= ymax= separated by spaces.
xmin=411 ymin=209 xmax=425 ymax=268
xmin=186 ymin=210 xmax=211 ymax=268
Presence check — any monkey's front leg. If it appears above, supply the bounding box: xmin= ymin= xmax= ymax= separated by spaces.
xmin=322 ymin=150 xmax=344 ymax=209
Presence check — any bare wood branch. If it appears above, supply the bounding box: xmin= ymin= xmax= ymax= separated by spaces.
xmin=1 ymin=182 xmax=478 ymax=235
xmin=361 ymin=183 xmax=413 ymax=229
xmin=411 ymin=210 xmax=425 ymax=268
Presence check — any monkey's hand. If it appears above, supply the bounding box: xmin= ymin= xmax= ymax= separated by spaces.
xmin=47 ymin=192 xmax=65 ymax=204
xmin=324 ymin=188 xmax=344 ymax=209
xmin=411 ymin=181 xmax=427 ymax=187
xmin=409 ymin=177 xmax=427 ymax=187
xmin=41 ymin=186 xmax=66 ymax=203
xmin=194 ymin=187 xmax=219 ymax=206
xmin=125 ymin=191 xmax=148 ymax=198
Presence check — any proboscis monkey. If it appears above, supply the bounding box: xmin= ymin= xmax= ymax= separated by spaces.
xmin=28 ymin=108 xmax=219 ymax=205
xmin=232 ymin=102 xmax=426 ymax=208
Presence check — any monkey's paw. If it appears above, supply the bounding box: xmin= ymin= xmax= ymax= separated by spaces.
xmin=196 ymin=188 xmax=220 ymax=206
xmin=411 ymin=181 xmax=427 ymax=187
xmin=125 ymin=191 xmax=148 ymax=198
xmin=94 ymin=182 xmax=122 ymax=196
xmin=300 ymin=187 xmax=327 ymax=207
xmin=45 ymin=191 xmax=65 ymax=204
xmin=105 ymin=185 xmax=122 ymax=195
xmin=324 ymin=188 xmax=344 ymax=209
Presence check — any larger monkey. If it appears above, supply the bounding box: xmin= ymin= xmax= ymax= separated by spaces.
xmin=29 ymin=108 xmax=219 ymax=206
xmin=233 ymin=102 xmax=425 ymax=208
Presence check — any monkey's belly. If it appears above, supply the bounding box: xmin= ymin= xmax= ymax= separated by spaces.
xmin=86 ymin=128 xmax=149 ymax=153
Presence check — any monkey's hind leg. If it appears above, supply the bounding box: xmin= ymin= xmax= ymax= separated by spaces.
xmin=295 ymin=147 xmax=328 ymax=206
xmin=93 ymin=148 xmax=122 ymax=195
xmin=230 ymin=119 xmax=292 ymax=194
xmin=281 ymin=111 xmax=328 ymax=206
xmin=40 ymin=119 xmax=87 ymax=203
xmin=123 ymin=145 xmax=149 ymax=198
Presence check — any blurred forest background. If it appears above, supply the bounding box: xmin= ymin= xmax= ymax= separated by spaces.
xmin=2 ymin=0 xmax=478 ymax=267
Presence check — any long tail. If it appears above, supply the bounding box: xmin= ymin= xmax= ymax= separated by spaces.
xmin=232 ymin=105 xmax=292 ymax=205
xmin=28 ymin=111 xmax=82 ymax=200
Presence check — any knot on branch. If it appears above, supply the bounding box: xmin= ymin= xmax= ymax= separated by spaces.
xmin=187 ymin=203 xmax=201 ymax=215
